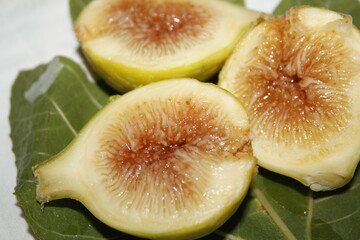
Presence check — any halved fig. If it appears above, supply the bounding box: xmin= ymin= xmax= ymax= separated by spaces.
xmin=219 ymin=6 xmax=360 ymax=191
xmin=33 ymin=79 xmax=256 ymax=239
xmin=74 ymin=0 xmax=260 ymax=92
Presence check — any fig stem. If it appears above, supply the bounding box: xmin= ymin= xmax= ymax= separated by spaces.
xmin=33 ymin=148 xmax=83 ymax=203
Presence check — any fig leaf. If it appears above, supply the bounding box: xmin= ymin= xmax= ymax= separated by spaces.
xmin=10 ymin=55 xmax=360 ymax=239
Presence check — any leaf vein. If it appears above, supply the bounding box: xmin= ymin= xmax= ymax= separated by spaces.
xmin=18 ymin=151 xmax=52 ymax=162
xmin=13 ymin=125 xmax=68 ymax=148
xmin=314 ymin=182 xmax=360 ymax=204
xmin=313 ymin=208 xmax=360 ymax=226
xmin=252 ymin=186 xmax=297 ymax=240
xmin=305 ymin=190 xmax=313 ymax=240
xmin=64 ymin=64 xmax=103 ymax=109
xmin=11 ymin=111 xmax=58 ymax=123
xmin=46 ymin=94 xmax=78 ymax=136
xmin=29 ymin=213 xmax=124 ymax=240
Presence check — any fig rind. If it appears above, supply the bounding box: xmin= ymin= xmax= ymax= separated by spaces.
xmin=33 ymin=79 xmax=256 ymax=239
xmin=219 ymin=6 xmax=360 ymax=191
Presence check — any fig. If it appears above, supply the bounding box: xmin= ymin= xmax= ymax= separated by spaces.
xmin=33 ymin=79 xmax=256 ymax=239
xmin=74 ymin=0 xmax=260 ymax=92
xmin=219 ymin=6 xmax=360 ymax=191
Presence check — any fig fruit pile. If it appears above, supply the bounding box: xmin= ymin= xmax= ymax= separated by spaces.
xmin=33 ymin=1 xmax=360 ymax=240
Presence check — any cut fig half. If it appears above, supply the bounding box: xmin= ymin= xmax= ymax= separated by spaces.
xmin=219 ymin=6 xmax=360 ymax=191
xmin=74 ymin=0 xmax=260 ymax=92
xmin=33 ymin=79 xmax=256 ymax=239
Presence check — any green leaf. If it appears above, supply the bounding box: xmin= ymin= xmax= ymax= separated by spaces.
xmin=273 ymin=0 xmax=360 ymax=28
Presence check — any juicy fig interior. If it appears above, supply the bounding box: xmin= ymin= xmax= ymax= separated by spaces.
xmin=77 ymin=0 xmax=212 ymax=57
xmin=95 ymin=97 xmax=250 ymax=217
xmin=234 ymin=11 xmax=358 ymax=150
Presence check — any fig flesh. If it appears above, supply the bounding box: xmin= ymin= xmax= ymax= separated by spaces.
xmin=33 ymin=79 xmax=256 ymax=239
xmin=74 ymin=0 xmax=260 ymax=92
xmin=219 ymin=6 xmax=360 ymax=191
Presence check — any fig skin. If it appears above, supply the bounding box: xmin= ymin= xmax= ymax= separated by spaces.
xmin=33 ymin=79 xmax=256 ymax=239
xmin=219 ymin=6 xmax=360 ymax=191
xmin=74 ymin=0 xmax=260 ymax=92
